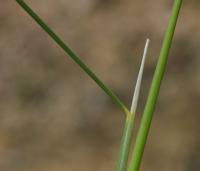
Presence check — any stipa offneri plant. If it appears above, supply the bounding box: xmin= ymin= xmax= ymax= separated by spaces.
xmin=16 ymin=0 xmax=183 ymax=171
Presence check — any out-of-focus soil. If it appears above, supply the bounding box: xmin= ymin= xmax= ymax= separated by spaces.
xmin=0 ymin=0 xmax=199 ymax=171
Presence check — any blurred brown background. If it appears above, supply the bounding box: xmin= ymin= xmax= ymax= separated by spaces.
xmin=0 ymin=0 xmax=200 ymax=171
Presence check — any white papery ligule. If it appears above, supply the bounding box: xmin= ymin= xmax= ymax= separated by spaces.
xmin=130 ymin=39 xmax=150 ymax=114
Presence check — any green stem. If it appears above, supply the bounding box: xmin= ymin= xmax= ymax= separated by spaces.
xmin=128 ymin=1 xmax=183 ymax=171
xmin=116 ymin=114 xmax=135 ymax=171
xmin=16 ymin=0 xmax=129 ymax=116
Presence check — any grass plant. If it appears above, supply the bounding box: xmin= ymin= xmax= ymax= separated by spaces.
xmin=16 ymin=0 xmax=183 ymax=171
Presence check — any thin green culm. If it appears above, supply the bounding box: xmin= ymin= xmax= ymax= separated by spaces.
xmin=128 ymin=0 xmax=183 ymax=171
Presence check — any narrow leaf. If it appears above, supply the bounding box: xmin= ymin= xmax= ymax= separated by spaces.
xmin=15 ymin=0 xmax=129 ymax=115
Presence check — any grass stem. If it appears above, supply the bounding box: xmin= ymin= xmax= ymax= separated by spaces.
xmin=128 ymin=1 xmax=183 ymax=171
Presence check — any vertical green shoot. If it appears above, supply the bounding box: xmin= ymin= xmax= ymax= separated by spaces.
xmin=128 ymin=1 xmax=183 ymax=171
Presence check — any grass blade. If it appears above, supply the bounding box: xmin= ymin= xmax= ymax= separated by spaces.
xmin=15 ymin=0 xmax=129 ymax=115
xmin=128 ymin=1 xmax=183 ymax=171
xmin=116 ymin=39 xmax=149 ymax=171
